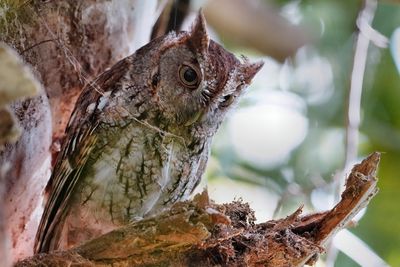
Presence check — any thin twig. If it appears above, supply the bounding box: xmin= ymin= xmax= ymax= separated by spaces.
xmin=328 ymin=1 xmax=379 ymax=266
xmin=20 ymin=39 xmax=57 ymax=54
xmin=345 ymin=0 xmax=377 ymax=172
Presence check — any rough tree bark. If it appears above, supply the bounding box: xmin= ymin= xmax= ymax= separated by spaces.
xmin=0 ymin=1 xmax=378 ymax=266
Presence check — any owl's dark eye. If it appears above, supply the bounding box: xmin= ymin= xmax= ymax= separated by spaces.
xmin=220 ymin=94 xmax=235 ymax=107
xmin=178 ymin=64 xmax=201 ymax=89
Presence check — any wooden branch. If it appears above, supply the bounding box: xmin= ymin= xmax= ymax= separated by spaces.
xmin=16 ymin=153 xmax=380 ymax=267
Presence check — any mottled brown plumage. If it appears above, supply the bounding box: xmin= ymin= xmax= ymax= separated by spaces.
xmin=35 ymin=11 xmax=263 ymax=253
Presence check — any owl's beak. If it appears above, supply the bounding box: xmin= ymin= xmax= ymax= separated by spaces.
xmin=184 ymin=109 xmax=204 ymax=127
xmin=241 ymin=61 xmax=264 ymax=85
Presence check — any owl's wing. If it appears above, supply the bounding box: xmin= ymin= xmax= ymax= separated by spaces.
xmin=34 ymin=120 xmax=98 ymax=253
xmin=34 ymin=59 xmax=130 ymax=253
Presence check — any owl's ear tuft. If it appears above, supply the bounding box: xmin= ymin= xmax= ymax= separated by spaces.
xmin=189 ymin=9 xmax=210 ymax=55
xmin=241 ymin=60 xmax=264 ymax=84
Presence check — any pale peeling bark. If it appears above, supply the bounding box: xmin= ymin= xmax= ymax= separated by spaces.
xmin=15 ymin=153 xmax=380 ymax=267
xmin=0 ymin=43 xmax=42 ymax=267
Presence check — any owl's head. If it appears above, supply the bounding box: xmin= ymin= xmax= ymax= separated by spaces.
xmin=144 ymin=11 xmax=263 ymax=136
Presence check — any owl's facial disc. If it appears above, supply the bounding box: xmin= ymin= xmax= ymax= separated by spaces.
xmin=153 ymin=10 xmax=263 ymax=131
xmin=179 ymin=11 xmax=264 ymax=128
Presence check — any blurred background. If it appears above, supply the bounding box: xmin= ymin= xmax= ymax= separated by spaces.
xmin=1 ymin=0 xmax=399 ymax=265
xmin=168 ymin=0 xmax=400 ymax=266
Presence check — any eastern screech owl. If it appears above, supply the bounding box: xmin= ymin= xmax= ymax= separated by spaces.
xmin=35 ymin=11 xmax=263 ymax=253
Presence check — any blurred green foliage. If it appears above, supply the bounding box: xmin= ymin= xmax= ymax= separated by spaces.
xmin=210 ymin=0 xmax=400 ymax=266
